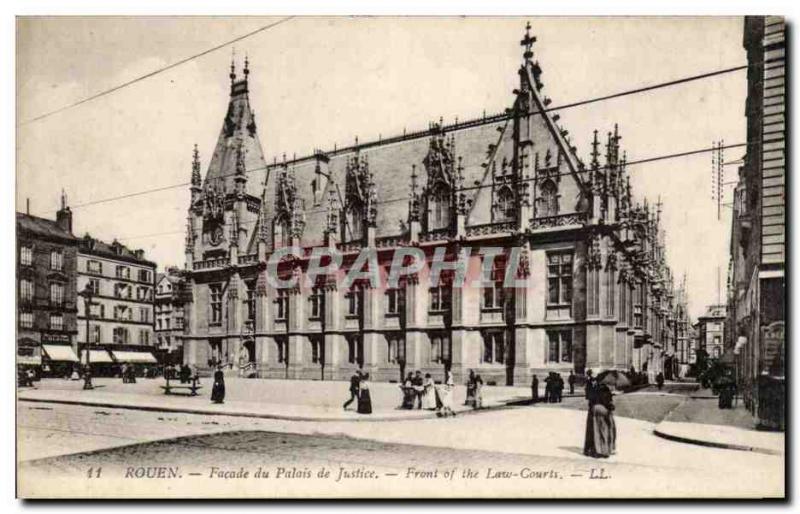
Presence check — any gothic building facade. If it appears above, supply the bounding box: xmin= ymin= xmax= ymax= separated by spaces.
xmin=182 ymin=26 xmax=679 ymax=384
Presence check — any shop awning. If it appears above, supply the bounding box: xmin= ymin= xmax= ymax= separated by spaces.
xmin=111 ymin=351 xmax=157 ymax=364
xmin=42 ymin=345 xmax=79 ymax=362
xmin=79 ymin=349 xmax=113 ymax=363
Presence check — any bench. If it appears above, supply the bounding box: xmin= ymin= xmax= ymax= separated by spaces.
xmin=161 ymin=377 xmax=202 ymax=396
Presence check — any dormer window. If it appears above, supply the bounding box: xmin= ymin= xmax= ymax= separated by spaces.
xmin=427 ymin=183 xmax=451 ymax=230
xmin=540 ymin=180 xmax=559 ymax=217
xmin=344 ymin=203 xmax=363 ymax=242
xmin=495 ymin=186 xmax=515 ymax=222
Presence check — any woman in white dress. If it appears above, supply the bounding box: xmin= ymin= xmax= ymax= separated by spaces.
xmin=437 ymin=370 xmax=456 ymax=417
xmin=422 ymin=373 xmax=437 ymax=410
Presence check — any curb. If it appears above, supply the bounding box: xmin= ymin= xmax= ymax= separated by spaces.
xmin=652 ymin=427 xmax=782 ymax=456
xmin=17 ymin=395 xmax=503 ymax=423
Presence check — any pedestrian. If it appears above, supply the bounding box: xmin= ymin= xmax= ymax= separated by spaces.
xmin=474 ymin=372 xmax=484 ymax=409
xmin=128 ymin=364 xmax=137 ymax=384
xmin=583 ymin=383 xmax=616 ymax=458
xmin=436 ymin=369 xmax=456 ymax=417
xmin=531 ymin=374 xmax=539 ymax=404
xmin=422 ymin=373 xmax=437 ymax=410
xmin=656 ymin=371 xmax=665 ymax=391
xmin=543 ymin=373 xmax=552 ymax=403
xmin=556 ymin=373 xmax=564 ymax=402
xmin=412 ymin=370 xmax=424 ymax=409
xmin=568 ymin=371 xmax=576 ymax=395
xmin=716 ymin=371 xmax=736 ymax=409
xmin=585 ymin=369 xmax=598 ymax=400
xmin=343 ymin=370 xmax=361 ymax=410
xmin=211 ymin=366 xmax=225 ymax=404
xmin=465 ymin=369 xmax=477 ymax=407
xmin=357 ymin=373 xmax=373 ymax=414
xmin=121 ymin=363 xmax=128 ymax=383
xmin=400 ymin=372 xmax=415 ymax=409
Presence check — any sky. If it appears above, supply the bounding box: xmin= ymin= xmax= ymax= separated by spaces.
xmin=16 ymin=16 xmax=746 ymax=320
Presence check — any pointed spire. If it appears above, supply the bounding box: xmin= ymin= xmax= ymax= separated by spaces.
xmin=520 ymin=21 xmax=536 ymax=63
xmin=243 ymin=53 xmax=250 ymax=78
xmin=191 ymin=144 xmax=201 ymax=187
xmin=591 ymin=130 xmax=600 ymax=169
xmin=229 ymin=48 xmax=237 ymax=85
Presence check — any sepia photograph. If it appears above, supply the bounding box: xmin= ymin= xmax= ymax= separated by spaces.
xmin=14 ymin=15 xmax=786 ymax=499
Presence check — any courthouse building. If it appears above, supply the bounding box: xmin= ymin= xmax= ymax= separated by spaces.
xmin=182 ymin=25 xmax=680 ymax=384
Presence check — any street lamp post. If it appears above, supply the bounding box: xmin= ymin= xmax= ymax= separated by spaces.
xmin=81 ymin=285 xmax=94 ymax=390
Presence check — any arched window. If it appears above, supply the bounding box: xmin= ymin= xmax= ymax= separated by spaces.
xmin=273 ymin=214 xmax=290 ymax=248
xmin=540 ymin=180 xmax=559 ymax=217
xmin=495 ymin=186 xmax=515 ymax=222
xmin=344 ymin=202 xmax=363 ymax=242
xmin=428 ymin=183 xmax=451 ymax=230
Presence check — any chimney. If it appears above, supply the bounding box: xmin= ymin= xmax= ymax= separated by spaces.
xmin=55 ymin=189 xmax=73 ymax=234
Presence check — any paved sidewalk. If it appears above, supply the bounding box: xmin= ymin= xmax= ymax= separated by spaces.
xmin=654 ymin=395 xmax=785 ymax=455
xmin=17 ymin=384 xmax=516 ymax=422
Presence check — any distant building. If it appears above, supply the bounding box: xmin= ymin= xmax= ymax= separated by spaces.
xmin=696 ymin=304 xmax=726 ymax=360
xmin=77 ymin=235 xmax=157 ymax=370
xmin=155 ymin=267 xmax=187 ymax=365
xmin=725 ymin=16 xmax=785 ymax=430
xmin=16 ymin=195 xmax=80 ymax=376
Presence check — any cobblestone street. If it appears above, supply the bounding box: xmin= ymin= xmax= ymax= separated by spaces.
xmin=17 ymin=390 xmax=784 ymax=498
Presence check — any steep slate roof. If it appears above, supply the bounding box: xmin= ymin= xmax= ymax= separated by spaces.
xmin=203 ymin=66 xmax=268 ymax=199
xmin=16 ymin=212 xmax=77 ymax=243
xmin=240 ymin=27 xmax=590 ymax=251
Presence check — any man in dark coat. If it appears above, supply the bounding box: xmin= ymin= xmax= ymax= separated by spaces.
xmin=568 ymin=371 xmax=576 ymax=395
xmin=531 ymin=374 xmax=539 ymax=404
xmin=585 ymin=369 xmax=598 ymax=401
xmin=556 ymin=374 xmax=564 ymax=402
xmin=343 ymin=371 xmax=361 ymax=410
xmin=656 ymin=372 xmax=665 ymax=391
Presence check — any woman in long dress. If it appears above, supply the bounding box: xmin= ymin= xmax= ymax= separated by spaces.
xmin=357 ymin=373 xmax=373 ymax=414
xmin=422 ymin=373 xmax=437 ymax=410
xmin=211 ymin=367 xmax=225 ymax=404
xmin=583 ymin=383 xmax=615 ymax=458
xmin=474 ymin=373 xmax=484 ymax=409
xmin=400 ymin=372 xmax=415 ymax=409
xmin=465 ymin=370 xmax=477 ymax=407
xmin=437 ymin=370 xmax=456 ymax=417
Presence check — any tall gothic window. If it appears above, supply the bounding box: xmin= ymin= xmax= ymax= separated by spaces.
xmin=547 ymin=252 xmax=573 ymax=305
xmin=428 ymin=183 xmax=451 ymax=230
xmin=344 ymin=203 xmax=363 ymax=242
xmin=540 ymin=180 xmax=559 ymax=217
xmin=274 ymin=214 xmax=290 ymax=248
xmin=495 ymin=186 xmax=515 ymax=222
xmin=209 ymin=283 xmax=222 ymax=325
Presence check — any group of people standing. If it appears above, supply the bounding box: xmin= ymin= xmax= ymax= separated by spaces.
xmin=120 ymin=363 xmax=138 ymax=384
xmin=531 ymin=371 xmax=576 ymax=403
xmin=343 ymin=370 xmax=373 ymax=414
xmin=399 ymin=369 xmax=457 ymax=417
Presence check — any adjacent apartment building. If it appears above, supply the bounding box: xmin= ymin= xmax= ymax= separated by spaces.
xmin=155 ymin=267 xmax=188 ymax=365
xmin=77 ymin=236 xmax=158 ymax=369
xmin=180 ymin=25 xmax=684 ymax=385
xmin=725 ymin=16 xmax=785 ymax=430
xmin=16 ymin=196 xmax=80 ymax=376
